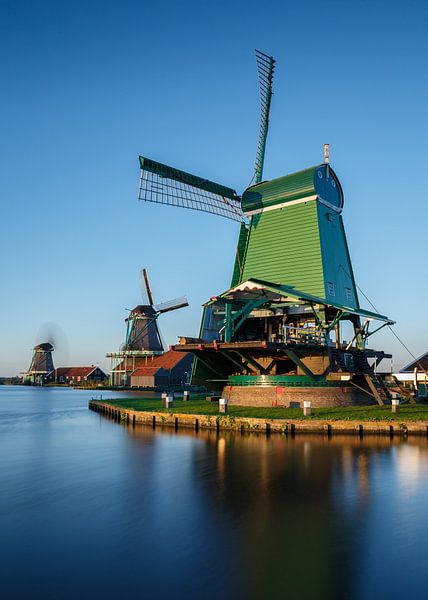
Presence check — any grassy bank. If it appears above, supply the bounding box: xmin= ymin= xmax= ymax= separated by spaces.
xmin=100 ymin=396 xmax=428 ymax=422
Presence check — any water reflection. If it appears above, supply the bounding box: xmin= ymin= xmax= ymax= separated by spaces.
xmin=124 ymin=422 xmax=428 ymax=599
xmin=1 ymin=387 xmax=428 ymax=600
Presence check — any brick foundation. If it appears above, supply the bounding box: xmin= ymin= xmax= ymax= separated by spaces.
xmin=222 ymin=385 xmax=375 ymax=408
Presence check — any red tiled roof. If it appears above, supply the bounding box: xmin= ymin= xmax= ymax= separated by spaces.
xmin=131 ymin=366 xmax=162 ymax=377
xmin=150 ymin=349 xmax=190 ymax=370
xmin=55 ymin=366 xmax=99 ymax=377
xmin=112 ymin=351 xmax=190 ymax=376
xmin=111 ymin=358 xmax=147 ymax=373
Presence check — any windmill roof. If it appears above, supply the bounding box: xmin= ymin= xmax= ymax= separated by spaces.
xmin=35 ymin=342 xmax=54 ymax=351
xmin=241 ymin=164 xmax=343 ymax=214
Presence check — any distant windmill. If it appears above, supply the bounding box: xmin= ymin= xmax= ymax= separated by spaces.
xmin=23 ymin=342 xmax=55 ymax=385
xmin=124 ymin=268 xmax=188 ymax=353
xmin=107 ymin=268 xmax=188 ymax=386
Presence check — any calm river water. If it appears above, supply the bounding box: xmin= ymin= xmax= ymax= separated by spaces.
xmin=1 ymin=386 xmax=428 ymax=599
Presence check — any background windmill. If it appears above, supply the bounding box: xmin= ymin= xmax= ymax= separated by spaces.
xmin=22 ymin=323 xmax=69 ymax=385
xmin=23 ymin=342 xmax=55 ymax=385
xmin=107 ymin=268 xmax=188 ymax=386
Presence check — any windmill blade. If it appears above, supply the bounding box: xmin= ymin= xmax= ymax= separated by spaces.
xmin=139 ymin=268 xmax=154 ymax=305
xmin=154 ymin=295 xmax=189 ymax=314
xmin=138 ymin=156 xmax=244 ymax=222
xmin=254 ymin=49 xmax=276 ymax=184
xmin=157 ymin=324 xmax=166 ymax=354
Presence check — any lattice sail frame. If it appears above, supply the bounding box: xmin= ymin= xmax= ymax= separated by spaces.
xmin=254 ymin=49 xmax=276 ymax=184
xmin=154 ymin=296 xmax=188 ymax=314
xmin=138 ymin=156 xmax=244 ymax=222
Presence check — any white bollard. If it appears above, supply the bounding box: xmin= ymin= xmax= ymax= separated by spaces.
xmin=391 ymin=398 xmax=400 ymax=414
xmin=183 ymin=391 xmax=190 ymax=401
xmin=165 ymin=394 xmax=174 ymax=409
xmin=161 ymin=392 xmax=168 ymax=406
xmin=303 ymin=400 xmax=312 ymax=416
xmin=219 ymin=397 xmax=228 ymax=414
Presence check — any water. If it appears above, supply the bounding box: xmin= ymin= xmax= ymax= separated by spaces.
xmin=1 ymin=386 xmax=428 ymax=600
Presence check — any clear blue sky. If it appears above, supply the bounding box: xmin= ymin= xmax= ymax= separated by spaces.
xmin=1 ymin=0 xmax=427 ymax=375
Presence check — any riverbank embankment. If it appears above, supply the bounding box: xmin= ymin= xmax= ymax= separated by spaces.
xmin=89 ymin=399 xmax=428 ymax=437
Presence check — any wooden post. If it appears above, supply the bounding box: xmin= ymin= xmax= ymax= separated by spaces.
xmin=219 ymin=397 xmax=228 ymax=413
xmin=303 ymin=401 xmax=312 ymax=416
xmin=392 ymin=398 xmax=400 ymax=414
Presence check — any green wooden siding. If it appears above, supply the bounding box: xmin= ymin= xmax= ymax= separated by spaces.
xmin=241 ymin=164 xmax=343 ymax=213
xmin=230 ymin=222 xmax=249 ymax=287
xmin=240 ymin=202 xmax=325 ymax=296
xmin=317 ymin=203 xmax=359 ymax=308
xmin=242 ymin=166 xmax=317 ymax=213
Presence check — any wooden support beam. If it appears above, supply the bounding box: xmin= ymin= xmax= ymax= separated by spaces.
xmin=194 ymin=355 xmax=224 ymax=378
xmin=363 ymin=373 xmax=384 ymax=406
xmin=283 ymin=349 xmax=317 ymax=380
xmin=233 ymin=351 xmax=268 ymax=375
xmin=219 ymin=351 xmax=246 ymax=373
xmin=349 ymin=380 xmax=376 ymax=399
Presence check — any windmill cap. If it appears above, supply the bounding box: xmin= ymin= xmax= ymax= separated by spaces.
xmin=34 ymin=342 xmax=54 ymax=351
xmin=241 ymin=164 xmax=343 ymax=214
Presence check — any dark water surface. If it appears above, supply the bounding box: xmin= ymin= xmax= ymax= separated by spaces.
xmin=1 ymin=386 xmax=428 ymax=599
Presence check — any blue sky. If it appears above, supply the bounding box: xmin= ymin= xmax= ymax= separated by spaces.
xmin=1 ymin=0 xmax=427 ymax=375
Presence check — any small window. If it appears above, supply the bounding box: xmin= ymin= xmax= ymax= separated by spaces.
xmin=327 ymin=282 xmax=335 ymax=296
xmin=345 ymin=287 xmax=352 ymax=302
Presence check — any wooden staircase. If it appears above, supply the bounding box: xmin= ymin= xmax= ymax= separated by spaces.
xmin=352 ymin=349 xmax=390 ymax=405
xmin=330 ymin=348 xmax=390 ymax=406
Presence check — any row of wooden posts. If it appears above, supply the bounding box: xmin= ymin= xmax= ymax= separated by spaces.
xmin=89 ymin=399 xmax=412 ymax=439
xmin=92 ymin=392 xmax=402 ymax=418
xmin=162 ymin=394 xmax=401 ymax=415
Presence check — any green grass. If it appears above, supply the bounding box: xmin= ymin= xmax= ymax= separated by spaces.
xmin=100 ymin=395 xmax=428 ymax=422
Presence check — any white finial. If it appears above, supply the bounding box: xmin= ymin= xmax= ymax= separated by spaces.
xmin=324 ymin=143 xmax=330 ymax=163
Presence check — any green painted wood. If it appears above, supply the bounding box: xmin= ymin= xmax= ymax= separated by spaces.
xmin=240 ymin=202 xmax=325 ymax=296
xmin=241 ymin=164 xmax=343 ymax=213
xmin=228 ymin=374 xmax=342 ymax=387
xmin=230 ymin=222 xmax=249 ymax=287
xmin=317 ymin=203 xmax=359 ymax=307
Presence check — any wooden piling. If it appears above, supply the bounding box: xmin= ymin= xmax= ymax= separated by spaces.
xmin=88 ymin=401 xmax=428 ymax=438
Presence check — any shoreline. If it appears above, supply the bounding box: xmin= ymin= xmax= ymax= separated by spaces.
xmin=89 ymin=400 xmax=428 ymax=437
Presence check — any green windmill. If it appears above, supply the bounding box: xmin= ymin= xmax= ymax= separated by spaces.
xmin=137 ymin=50 xmax=394 ymax=407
